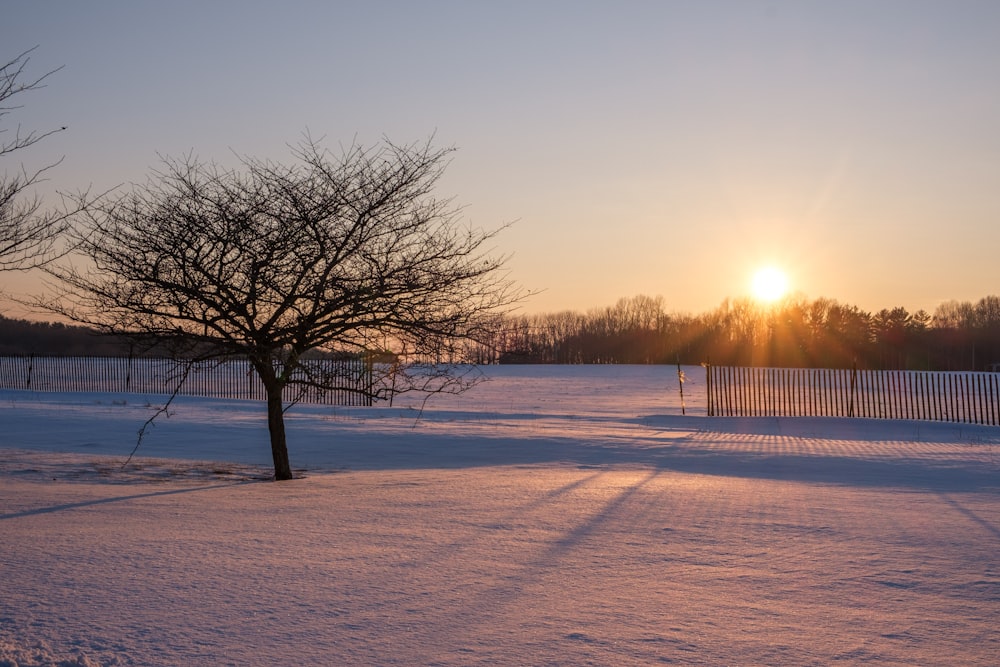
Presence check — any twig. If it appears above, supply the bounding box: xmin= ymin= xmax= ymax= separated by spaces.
xmin=121 ymin=360 xmax=193 ymax=469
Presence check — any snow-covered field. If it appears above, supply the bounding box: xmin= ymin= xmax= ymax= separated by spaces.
xmin=2 ymin=365 xmax=999 ymax=666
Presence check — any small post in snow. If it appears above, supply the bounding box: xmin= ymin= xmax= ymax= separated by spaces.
xmin=676 ymin=355 xmax=686 ymax=415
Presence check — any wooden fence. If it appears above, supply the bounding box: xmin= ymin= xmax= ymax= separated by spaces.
xmin=706 ymin=364 xmax=1000 ymax=425
xmin=0 ymin=356 xmax=374 ymax=406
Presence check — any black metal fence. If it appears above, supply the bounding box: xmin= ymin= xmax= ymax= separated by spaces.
xmin=706 ymin=364 xmax=1000 ymax=425
xmin=0 ymin=356 xmax=374 ymax=406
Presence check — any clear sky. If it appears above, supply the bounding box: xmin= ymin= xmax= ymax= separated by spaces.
xmin=3 ymin=1 xmax=999 ymax=317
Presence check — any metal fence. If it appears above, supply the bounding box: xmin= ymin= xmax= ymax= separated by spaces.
xmin=0 ymin=355 xmax=374 ymax=406
xmin=706 ymin=364 xmax=1000 ymax=425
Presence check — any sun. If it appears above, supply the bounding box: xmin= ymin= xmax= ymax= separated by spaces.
xmin=751 ymin=266 xmax=789 ymax=303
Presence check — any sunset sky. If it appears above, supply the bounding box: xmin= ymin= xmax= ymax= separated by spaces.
xmin=4 ymin=1 xmax=999 ymax=317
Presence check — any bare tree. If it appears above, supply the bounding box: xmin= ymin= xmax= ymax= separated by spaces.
xmin=1 ymin=47 xmax=71 ymax=271
xmin=43 ymin=137 xmax=522 ymax=480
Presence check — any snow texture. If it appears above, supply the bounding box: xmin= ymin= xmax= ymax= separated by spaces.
xmin=1 ymin=365 xmax=999 ymax=665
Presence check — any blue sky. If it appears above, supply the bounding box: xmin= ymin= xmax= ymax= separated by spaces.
xmin=4 ymin=1 xmax=1000 ymax=316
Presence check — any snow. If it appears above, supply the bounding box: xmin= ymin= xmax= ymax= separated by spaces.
xmin=1 ymin=364 xmax=999 ymax=666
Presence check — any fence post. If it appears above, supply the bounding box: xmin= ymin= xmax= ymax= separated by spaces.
xmin=676 ymin=356 xmax=686 ymax=416
xmin=848 ymin=361 xmax=857 ymax=418
xmin=705 ymin=360 xmax=713 ymax=417
xmin=126 ymin=347 xmax=134 ymax=393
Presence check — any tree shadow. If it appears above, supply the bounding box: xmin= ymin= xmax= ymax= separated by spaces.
xmin=0 ymin=481 xmax=256 ymax=520
xmin=936 ymin=492 xmax=1000 ymax=541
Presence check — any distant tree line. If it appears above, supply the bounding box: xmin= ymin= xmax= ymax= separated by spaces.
xmin=464 ymin=294 xmax=1000 ymax=371
xmin=0 ymin=315 xmax=380 ymax=361
xmin=0 ymin=315 xmax=132 ymax=356
xmin=5 ymin=294 xmax=1000 ymax=371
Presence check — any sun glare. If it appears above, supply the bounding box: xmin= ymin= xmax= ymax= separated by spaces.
xmin=751 ymin=266 xmax=789 ymax=303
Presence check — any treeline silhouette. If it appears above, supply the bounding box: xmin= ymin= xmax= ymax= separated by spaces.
xmin=0 ymin=315 xmax=134 ymax=356
xmin=0 ymin=315 xmax=361 ymax=360
xmin=4 ymin=293 xmax=1000 ymax=371
xmin=470 ymin=294 xmax=1000 ymax=371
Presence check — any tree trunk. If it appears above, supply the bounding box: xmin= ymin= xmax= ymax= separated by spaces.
xmin=264 ymin=381 xmax=294 ymax=481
